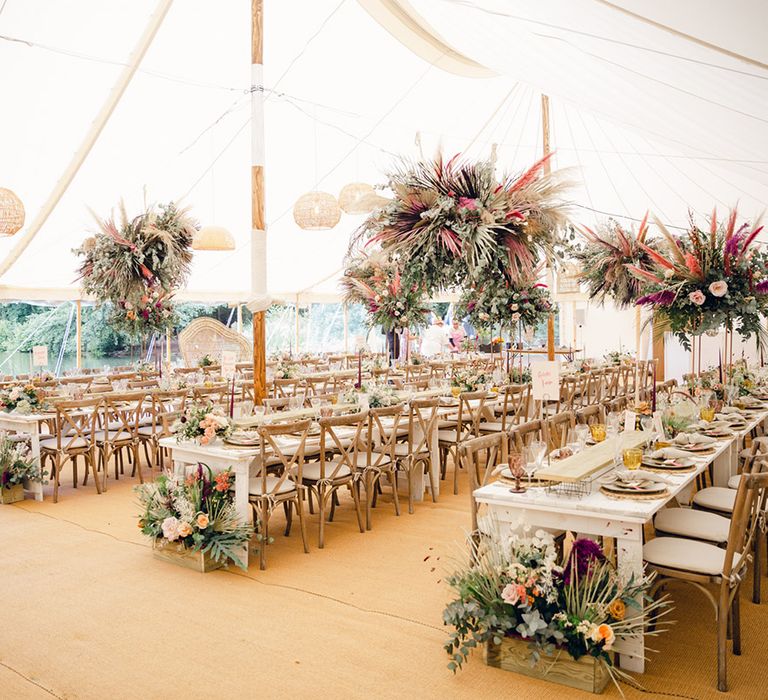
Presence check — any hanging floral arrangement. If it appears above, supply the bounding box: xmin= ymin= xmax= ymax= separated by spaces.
xmin=573 ymin=214 xmax=659 ymax=308
xmin=74 ymin=201 xmax=196 ymax=337
xmin=456 ymin=269 xmax=554 ymax=331
xmin=352 ymin=153 xmax=571 ymax=295
xmin=628 ymin=209 xmax=768 ymax=349
xmin=341 ymin=254 xmax=430 ymax=331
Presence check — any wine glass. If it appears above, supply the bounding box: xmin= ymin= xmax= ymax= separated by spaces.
xmin=575 ymin=423 xmax=591 ymax=450
xmin=527 ymin=440 xmax=547 ymax=485
xmin=507 ymin=452 xmax=526 ymax=493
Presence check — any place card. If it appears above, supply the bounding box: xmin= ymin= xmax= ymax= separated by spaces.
xmin=531 ymin=360 xmax=560 ymax=401
xmin=32 ymin=345 xmax=48 ymax=366
xmin=221 ymin=350 xmax=237 ymax=379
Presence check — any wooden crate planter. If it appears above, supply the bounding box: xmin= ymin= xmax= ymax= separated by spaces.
xmin=0 ymin=484 xmax=24 ymax=505
xmin=152 ymin=539 xmax=223 ymax=573
xmin=485 ymin=636 xmax=610 ymax=694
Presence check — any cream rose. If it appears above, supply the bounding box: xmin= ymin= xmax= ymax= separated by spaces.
xmin=689 ymin=290 xmax=706 ymax=306
xmin=177 ymin=521 xmax=193 ymax=538
xmin=196 ymin=513 xmax=209 ymax=529
xmin=161 ymin=516 xmax=180 ymax=542
xmin=709 ymin=280 xmax=728 ymax=297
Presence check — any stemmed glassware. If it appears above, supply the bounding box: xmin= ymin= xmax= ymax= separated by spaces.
xmin=525 ymin=440 xmax=547 ymax=485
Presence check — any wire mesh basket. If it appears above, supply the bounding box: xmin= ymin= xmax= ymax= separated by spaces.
xmin=545 ymin=474 xmax=594 ymax=499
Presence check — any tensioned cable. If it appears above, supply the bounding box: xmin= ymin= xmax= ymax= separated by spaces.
xmin=511 ymin=86 xmax=534 ymax=167
xmin=441 ymin=0 xmax=768 ymax=78
xmin=560 ymin=102 xmax=595 ymax=210
xmin=572 ymin=105 xmax=632 ymax=216
xmin=588 ymin=111 xmax=675 ymax=222
xmin=462 ymin=84 xmax=516 ymax=157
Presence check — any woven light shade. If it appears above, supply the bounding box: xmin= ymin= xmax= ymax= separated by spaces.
xmin=192 ymin=225 xmax=235 ymax=251
xmin=0 ymin=188 xmax=25 ymax=236
xmin=293 ymin=191 xmax=341 ymax=230
xmin=338 ymin=182 xmax=376 ymax=214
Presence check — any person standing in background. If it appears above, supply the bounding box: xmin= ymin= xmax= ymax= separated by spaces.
xmin=448 ymin=318 xmax=466 ymax=352
xmin=420 ymin=316 xmax=449 ymax=356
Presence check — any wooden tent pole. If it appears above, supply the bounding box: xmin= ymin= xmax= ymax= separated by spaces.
xmin=76 ymin=300 xmax=82 ymax=370
xmin=251 ymin=0 xmax=267 ymax=403
xmin=541 ymin=94 xmax=555 ymax=361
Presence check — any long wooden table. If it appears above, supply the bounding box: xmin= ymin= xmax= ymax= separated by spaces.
xmin=473 ymin=411 xmax=768 ymax=674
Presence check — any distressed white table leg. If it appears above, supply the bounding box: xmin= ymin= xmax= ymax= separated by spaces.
xmin=234 ymin=462 xmax=250 ymax=566
xmin=615 ymin=523 xmax=645 ymax=672
xmin=712 ymin=446 xmax=733 ymax=486
xmin=28 ymin=422 xmax=43 ymax=501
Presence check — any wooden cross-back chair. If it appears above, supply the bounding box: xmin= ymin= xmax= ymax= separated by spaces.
xmin=300 ymin=411 xmax=368 ymax=549
xmin=42 ymin=397 xmax=102 ymax=503
xmin=249 ymin=418 xmax=312 ymax=570
xmin=93 ymin=391 xmax=145 ymax=489
xmin=462 ymin=431 xmax=509 ymax=534
xmin=644 ymin=472 xmax=768 ymax=692
xmin=545 ymin=410 xmax=576 ymax=451
xmin=481 ymin=384 xmax=531 ymax=435
xmin=438 ymin=390 xmax=489 ymax=496
xmin=364 ymin=403 xmax=406 ymax=528
xmin=394 ymin=397 xmax=440 ymax=514
xmin=576 ymin=403 xmax=606 ymax=426
xmin=139 ymin=389 xmax=188 ymax=471
xmin=509 ymin=419 xmax=546 ymax=454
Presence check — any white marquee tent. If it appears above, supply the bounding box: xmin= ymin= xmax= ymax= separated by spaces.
xmin=0 ymin=0 xmax=766 ymax=364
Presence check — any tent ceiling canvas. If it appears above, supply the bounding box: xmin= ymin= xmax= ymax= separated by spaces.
xmin=0 ymin=0 xmax=765 ymax=303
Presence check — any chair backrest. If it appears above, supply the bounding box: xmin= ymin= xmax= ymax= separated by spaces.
xmin=52 ymin=397 xmax=102 ymax=451
xmin=498 ymin=384 xmax=531 ymax=429
xmin=274 ymin=378 xmax=305 ymax=398
xmin=545 ymin=411 xmax=576 ymax=450
xmin=603 ymin=367 xmax=620 ymax=400
xmin=86 ymin=383 xmax=113 ymax=394
xmin=576 ymin=403 xmax=606 ymax=426
xmin=192 ymin=383 xmax=229 ymax=406
xmin=304 ymin=375 xmax=331 ymax=396
xmin=263 ymin=396 xmax=292 ymax=413
xmin=722 ymin=472 xmax=768 ymax=580
xmin=457 ymin=390 xmax=489 ymax=439
xmin=128 ymin=379 xmax=158 ymax=389
xmin=103 ymin=391 xmax=146 ymax=437
xmin=257 ymin=418 xmax=311 ymax=495
xmin=367 ymin=403 xmax=405 ymax=469
xmin=461 ymin=432 xmax=508 ymax=532
xmin=585 ymin=370 xmax=603 ymax=405
xmin=510 ymin=419 xmax=546 ymax=452
xmin=151 ymin=389 xmax=188 ymax=435
xmin=406 ymin=397 xmax=440 ymax=456
xmin=559 ymin=376 xmax=578 ymax=412
xmin=318 ymin=411 xmax=368 ymax=481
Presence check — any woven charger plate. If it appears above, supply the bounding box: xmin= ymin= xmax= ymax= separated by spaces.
xmin=600 ymin=485 xmax=669 ymax=500
xmin=498 ymin=475 xmax=559 ymax=488
xmin=641 ymin=464 xmax=696 ymax=474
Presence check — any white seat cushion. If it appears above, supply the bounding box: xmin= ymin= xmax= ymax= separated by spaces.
xmin=644 ymin=536 xmax=741 ymax=576
xmin=480 ymin=422 xmax=506 ymax=432
xmin=138 ymin=425 xmax=161 ymax=436
xmin=438 ymin=429 xmax=469 ymax=443
xmin=248 ymin=475 xmax=296 ymax=497
xmin=295 ymin=460 xmax=352 ymax=481
xmin=654 ymin=508 xmax=730 ymax=543
xmin=40 ymin=436 xmax=88 ymax=450
xmin=692 ymin=487 xmax=736 ymax=514
xmin=728 ymin=474 xmax=742 ymax=490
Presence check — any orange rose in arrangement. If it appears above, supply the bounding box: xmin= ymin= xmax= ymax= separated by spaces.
xmin=177 ymin=521 xmax=193 ymax=538
xmin=590 ymin=623 xmax=615 ymax=650
xmin=196 ymin=513 xmax=210 ymax=529
xmin=608 ymin=598 xmax=626 ymax=621
xmin=214 ymin=472 xmax=231 ymax=492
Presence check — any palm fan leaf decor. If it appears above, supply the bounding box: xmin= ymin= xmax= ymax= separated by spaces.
xmin=352 ymin=153 xmax=571 ymax=295
xmin=341 ymin=253 xmax=430 ymax=332
xmin=573 ymin=214 xmax=657 ymax=308
xmin=74 ymin=201 xmax=196 ymax=337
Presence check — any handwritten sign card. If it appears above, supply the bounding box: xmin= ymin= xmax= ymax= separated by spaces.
xmin=32 ymin=345 xmax=48 ymax=367
xmin=220 ymin=350 xmax=237 ymax=379
xmin=531 ymin=361 xmax=560 ymax=401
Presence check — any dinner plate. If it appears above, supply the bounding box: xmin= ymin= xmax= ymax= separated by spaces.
xmin=676 ymin=443 xmax=714 ymax=452
xmin=225 ymin=434 xmax=260 ymax=446
xmin=601 ymin=479 xmax=667 ymax=495
xmin=642 ymin=457 xmax=695 ymax=470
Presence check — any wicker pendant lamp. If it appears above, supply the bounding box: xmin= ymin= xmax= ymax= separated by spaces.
xmin=293 ymin=191 xmax=341 ymax=230
xmin=338 ymin=183 xmax=377 ymax=214
xmin=192 ymin=225 xmax=235 ymax=251
xmin=0 ymin=188 xmax=25 ymax=236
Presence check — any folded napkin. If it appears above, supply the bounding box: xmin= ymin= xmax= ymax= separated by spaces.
xmin=721 ymin=406 xmax=743 ymax=414
xmin=613 ymin=469 xmax=672 ymax=484
xmin=673 ymin=432 xmax=716 ymax=445
xmin=715 ymin=413 xmax=746 ymax=423
xmin=650 ymin=447 xmax=699 ymax=460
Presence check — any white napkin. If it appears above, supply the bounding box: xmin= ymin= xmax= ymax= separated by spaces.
xmin=721 ymin=406 xmax=743 ymax=414
xmin=650 ymin=447 xmax=698 ymax=460
xmin=673 ymin=432 xmax=716 ymax=445
xmin=613 ymin=469 xmax=672 ymax=484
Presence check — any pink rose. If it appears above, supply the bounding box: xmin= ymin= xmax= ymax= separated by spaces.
xmin=501 ymin=583 xmax=520 ymax=605
xmin=458 ymin=197 xmax=478 ymax=211
xmin=161 ymin=516 xmax=180 ymax=542
xmin=709 ymin=280 xmax=728 ymax=297
xmin=689 ymin=290 xmax=706 ymax=306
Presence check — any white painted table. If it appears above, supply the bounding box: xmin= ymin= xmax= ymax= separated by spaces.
xmin=474 ymin=434 xmax=733 ymax=674
xmin=0 ymin=411 xmax=53 ymax=501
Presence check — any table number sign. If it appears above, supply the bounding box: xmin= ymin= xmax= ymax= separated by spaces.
xmin=220 ymin=350 xmax=237 ymax=379
xmin=623 ymin=410 xmax=637 ymax=433
xmin=531 ymin=361 xmax=560 ymax=401
xmin=32 ymin=345 xmax=48 ymax=367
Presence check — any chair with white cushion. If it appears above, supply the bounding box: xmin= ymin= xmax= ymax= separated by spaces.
xmin=251 ymin=418 xmax=312 ymax=569
xmin=462 ymin=432 xmax=508 ymax=534
xmin=644 ymin=472 xmax=768 ymax=692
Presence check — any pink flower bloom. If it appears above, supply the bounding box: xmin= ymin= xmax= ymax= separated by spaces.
xmin=457 ymin=197 xmax=478 ymax=211
xmin=689 ymin=290 xmax=706 ymax=306
xmin=709 ymin=280 xmax=728 ymax=297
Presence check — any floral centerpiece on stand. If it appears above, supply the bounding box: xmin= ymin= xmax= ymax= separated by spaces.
xmin=341 ymin=254 xmax=430 ymax=332
xmin=172 ymin=405 xmax=231 ymax=445
xmin=135 ymin=465 xmax=253 ymax=570
xmin=0 ymin=434 xmax=44 ymax=503
xmin=508 ymin=367 xmax=532 ymax=384
xmin=0 ymin=384 xmax=42 ymax=414
xmin=198 ymin=354 xmax=214 ymax=368
xmin=74 ymin=201 xmax=196 ymax=338
xmin=629 ymin=210 xmax=768 ymax=350
xmin=273 ymin=360 xmax=301 ymax=380
xmin=443 ymin=525 xmax=671 ymax=691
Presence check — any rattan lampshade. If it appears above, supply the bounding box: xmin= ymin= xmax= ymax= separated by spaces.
xmin=293 ymin=191 xmax=341 ymax=230
xmin=192 ymin=225 xmax=235 ymax=251
xmin=338 ymin=182 xmax=376 ymax=214
xmin=0 ymin=188 xmax=25 ymax=236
